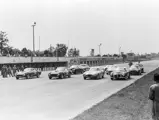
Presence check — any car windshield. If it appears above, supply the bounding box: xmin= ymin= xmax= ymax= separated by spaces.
xmin=80 ymin=64 xmax=88 ymax=67
xmin=114 ymin=68 xmax=126 ymax=72
xmin=108 ymin=65 xmax=117 ymax=69
xmin=24 ymin=68 xmax=32 ymax=72
xmin=70 ymin=65 xmax=78 ymax=68
xmin=89 ymin=67 xmax=100 ymax=71
xmin=56 ymin=67 xmax=65 ymax=71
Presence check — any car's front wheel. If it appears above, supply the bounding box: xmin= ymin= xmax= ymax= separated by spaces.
xmin=37 ymin=74 xmax=40 ymax=78
xmin=68 ymin=74 xmax=71 ymax=78
xmin=16 ymin=77 xmax=19 ymax=80
xmin=49 ymin=76 xmax=52 ymax=79
xmin=26 ymin=74 xmax=30 ymax=79
xmin=60 ymin=74 xmax=64 ymax=79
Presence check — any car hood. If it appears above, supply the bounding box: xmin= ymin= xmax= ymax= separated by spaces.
xmin=50 ymin=70 xmax=61 ymax=74
xmin=129 ymin=67 xmax=138 ymax=71
xmin=84 ymin=71 xmax=100 ymax=75
xmin=112 ymin=71 xmax=126 ymax=75
xmin=17 ymin=71 xmax=27 ymax=75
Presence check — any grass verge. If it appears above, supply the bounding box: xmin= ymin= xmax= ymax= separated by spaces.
xmin=71 ymin=68 xmax=159 ymax=120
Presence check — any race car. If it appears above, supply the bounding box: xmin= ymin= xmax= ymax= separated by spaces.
xmin=106 ymin=65 xmax=119 ymax=75
xmin=110 ymin=67 xmax=130 ymax=80
xmin=83 ymin=67 xmax=105 ymax=80
xmin=69 ymin=65 xmax=84 ymax=74
xmin=48 ymin=67 xmax=71 ymax=79
xmin=79 ymin=64 xmax=90 ymax=71
xmin=103 ymin=65 xmax=112 ymax=72
xmin=136 ymin=63 xmax=144 ymax=73
xmin=16 ymin=68 xmax=41 ymax=79
xmin=129 ymin=64 xmax=142 ymax=75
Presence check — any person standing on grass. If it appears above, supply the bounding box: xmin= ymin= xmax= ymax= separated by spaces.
xmin=149 ymin=73 xmax=159 ymax=120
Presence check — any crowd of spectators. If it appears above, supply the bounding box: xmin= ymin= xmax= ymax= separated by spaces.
xmin=1 ymin=65 xmax=25 ymax=78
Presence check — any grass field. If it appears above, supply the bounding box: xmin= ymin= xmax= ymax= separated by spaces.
xmin=71 ymin=68 xmax=159 ymax=120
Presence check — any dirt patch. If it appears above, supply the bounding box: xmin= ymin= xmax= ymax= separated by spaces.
xmin=71 ymin=68 xmax=159 ymax=120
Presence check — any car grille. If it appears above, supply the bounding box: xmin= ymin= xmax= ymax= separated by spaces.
xmin=51 ymin=74 xmax=58 ymax=77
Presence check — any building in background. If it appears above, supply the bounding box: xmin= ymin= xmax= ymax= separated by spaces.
xmin=90 ymin=49 xmax=95 ymax=57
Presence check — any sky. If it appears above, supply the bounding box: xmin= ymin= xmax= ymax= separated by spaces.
xmin=0 ymin=0 xmax=159 ymax=56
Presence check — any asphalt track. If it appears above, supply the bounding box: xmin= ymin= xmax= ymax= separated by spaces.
xmin=0 ymin=60 xmax=159 ymax=120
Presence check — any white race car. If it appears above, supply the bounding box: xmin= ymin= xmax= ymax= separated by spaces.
xmin=83 ymin=67 xmax=105 ymax=80
xmin=106 ymin=65 xmax=119 ymax=75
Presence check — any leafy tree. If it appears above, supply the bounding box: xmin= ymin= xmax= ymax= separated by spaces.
xmin=102 ymin=54 xmax=108 ymax=57
xmin=21 ymin=48 xmax=30 ymax=56
xmin=68 ymin=48 xmax=80 ymax=57
xmin=0 ymin=31 xmax=9 ymax=55
xmin=113 ymin=54 xmax=119 ymax=57
xmin=54 ymin=44 xmax=68 ymax=57
xmin=12 ymin=48 xmax=22 ymax=56
xmin=95 ymin=54 xmax=101 ymax=57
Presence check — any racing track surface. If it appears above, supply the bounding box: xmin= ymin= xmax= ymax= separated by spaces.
xmin=0 ymin=60 xmax=159 ymax=120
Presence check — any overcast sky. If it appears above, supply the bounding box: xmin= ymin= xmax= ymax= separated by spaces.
xmin=0 ymin=0 xmax=159 ymax=56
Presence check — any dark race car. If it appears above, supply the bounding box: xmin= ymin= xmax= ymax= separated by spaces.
xmin=110 ymin=67 xmax=130 ymax=80
xmin=83 ymin=67 xmax=105 ymax=80
xmin=16 ymin=68 xmax=41 ymax=79
xmin=69 ymin=65 xmax=84 ymax=74
xmin=136 ymin=63 xmax=144 ymax=73
xmin=48 ymin=67 xmax=71 ymax=79
xmin=79 ymin=64 xmax=90 ymax=72
xmin=129 ymin=64 xmax=142 ymax=75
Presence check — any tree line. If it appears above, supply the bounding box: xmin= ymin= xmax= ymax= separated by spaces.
xmin=0 ymin=31 xmax=80 ymax=57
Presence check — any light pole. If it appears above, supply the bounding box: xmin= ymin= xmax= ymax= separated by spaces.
xmin=31 ymin=22 xmax=36 ymax=63
xmin=98 ymin=43 xmax=102 ymax=56
xmin=119 ymin=47 xmax=121 ymax=56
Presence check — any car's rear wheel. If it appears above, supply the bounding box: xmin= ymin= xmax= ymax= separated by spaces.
xmin=60 ymin=74 xmax=64 ymax=79
xmin=16 ymin=77 xmax=19 ymax=80
xmin=125 ymin=74 xmax=129 ymax=80
xmin=138 ymin=71 xmax=141 ymax=75
xmin=26 ymin=74 xmax=30 ymax=79
xmin=83 ymin=77 xmax=86 ymax=80
xmin=37 ymin=74 xmax=40 ymax=78
xmin=68 ymin=74 xmax=71 ymax=78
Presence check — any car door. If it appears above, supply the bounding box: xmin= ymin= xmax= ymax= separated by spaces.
xmin=32 ymin=68 xmax=37 ymax=77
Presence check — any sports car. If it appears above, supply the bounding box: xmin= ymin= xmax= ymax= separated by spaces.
xmin=16 ymin=68 xmax=41 ymax=79
xmin=79 ymin=64 xmax=90 ymax=71
xmin=106 ymin=65 xmax=119 ymax=75
xmin=103 ymin=65 xmax=112 ymax=71
xmin=83 ymin=67 xmax=105 ymax=80
xmin=129 ymin=64 xmax=142 ymax=75
xmin=48 ymin=67 xmax=71 ymax=79
xmin=69 ymin=65 xmax=84 ymax=74
xmin=110 ymin=67 xmax=130 ymax=80
xmin=136 ymin=63 xmax=144 ymax=73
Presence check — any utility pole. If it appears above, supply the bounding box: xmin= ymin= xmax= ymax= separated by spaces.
xmin=98 ymin=43 xmax=102 ymax=56
xmin=119 ymin=47 xmax=121 ymax=56
xmin=39 ymin=36 xmax=40 ymax=51
xmin=31 ymin=22 xmax=36 ymax=63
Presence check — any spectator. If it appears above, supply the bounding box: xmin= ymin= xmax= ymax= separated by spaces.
xmin=149 ymin=73 xmax=159 ymax=120
xmin=4 ymin=65 xmax=7 ymax=78
xmin=21 ymin=65 xmax=24 ymax=72
xmin=13 ymin=65 xmax=17 ymax=77
xmin=1 ymin=65 xmax=5 ymax=78
xmin=8 ymin=66 xmax=13 ymax=77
